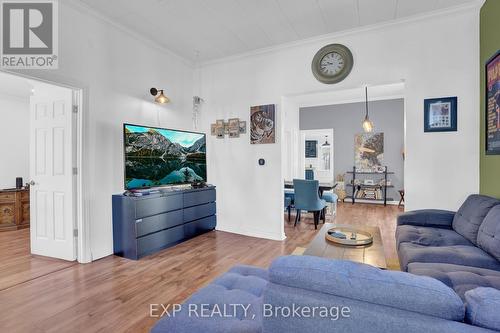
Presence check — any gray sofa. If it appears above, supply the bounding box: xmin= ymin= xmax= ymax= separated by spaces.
xmin=396 ymin=194 xmax=500 ymax=299
xmin=151 ymin=255 xmax=500 ymax=333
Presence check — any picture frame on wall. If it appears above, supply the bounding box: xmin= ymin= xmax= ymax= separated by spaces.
xmin=215 ymin=119 xmax=225 ymax=139
xmin=424 ymin=97 xmax=457 ymax=132
xmin=305 ymin=140 xmax=317 ymax=158
xmin=485 ymin=50 xmax=500 ymax=155
xmin=228 ymin=118 xmax=240 ymax=138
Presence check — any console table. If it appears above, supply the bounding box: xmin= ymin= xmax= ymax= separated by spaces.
xmin=112 ymin=186 xmax=216 ymax=260
xmin=0 ymin=188 xmax=30 ymax=232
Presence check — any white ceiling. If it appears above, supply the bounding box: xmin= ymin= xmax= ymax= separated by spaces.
xmin=78 ymin=0 xmax=479 ymax=62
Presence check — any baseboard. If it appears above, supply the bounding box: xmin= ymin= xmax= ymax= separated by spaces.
xmin=215 ymin=226 xmax=285 ymax=241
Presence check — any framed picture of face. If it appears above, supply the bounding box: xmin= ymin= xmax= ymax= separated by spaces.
xmin=486 ymin=50 xmax=500 ymax=155
xmin=424 ymin=97 xmax=457 ymax=132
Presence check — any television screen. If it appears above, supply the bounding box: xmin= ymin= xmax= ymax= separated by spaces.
xmin=124 ymin=124 xmax=206 ymax=189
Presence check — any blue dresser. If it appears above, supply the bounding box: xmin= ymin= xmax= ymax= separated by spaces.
xmin=112 ymin=186 xmax=216 ymax=260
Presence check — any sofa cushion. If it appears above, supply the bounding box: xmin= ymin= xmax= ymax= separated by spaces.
xmin=464 ymin=287 xmax=500 ymax=331
xmin=151 ymin=265 xmax=267 ymax=333
xmin=269 ymin=255 xmax=465 ymax=321
xmin=396 ymin=225 xmax=472 ymax=249
xmin=397 ymin=209 xmax=456 ymax=228
xmin=452 ymin=195 xmax=500 ymax=245
xmin=408 ymin=262 xmax=500 ymax=300
xmin=398 ymin=243 xmax=500 ymax=272
xmin=477 ymin=205 xmax=500 ymax=261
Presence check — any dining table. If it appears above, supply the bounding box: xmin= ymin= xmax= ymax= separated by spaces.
xmin=284 ymin=180 xmax=337 ymax=196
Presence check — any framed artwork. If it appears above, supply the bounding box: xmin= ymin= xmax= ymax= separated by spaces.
xmin=486 ymin=50 xmax=500 ymax=155
xmin=215 ymin=119 xmax=225 ymax=139
xmin=424 ymin=97 xmax=457 ymax=132
xmin=250 ymin=104 xmax=275 ymax=144
xmin=354 ymin=133 xmax=384 ymax=172
xmin=228 ymin=118 xmax=240 ymax=138
xmin=305 ymin=140 xmax=317 ymax=158
xmin=239 ymin=121 xmax=247 ymax=134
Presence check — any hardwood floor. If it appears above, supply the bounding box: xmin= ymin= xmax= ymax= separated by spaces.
xmin=0 ymin=202 xmax=402 ymax=333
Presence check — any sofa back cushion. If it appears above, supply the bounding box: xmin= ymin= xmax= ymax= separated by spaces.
xmin=269 ymin=255 xmax=465 ymax=321
xmin=477 ymin=205 xmax=500 ymax=261
xmin=452 ymin=195 xmax=500 ymax=245
xmin=464 ymin=287 xmax=500 ymax=331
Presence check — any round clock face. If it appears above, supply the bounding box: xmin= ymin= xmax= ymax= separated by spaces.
xmin=320 ymin=52 xmax=345 ymax=76
xmin=312 ymin=44 xmax=353 ymax=84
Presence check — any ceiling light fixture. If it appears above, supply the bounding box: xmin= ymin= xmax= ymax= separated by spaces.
xmin=150 ymin=87 xmax=170 ymax=104
xmin=362 ymin=86 xmax=374 ymax=133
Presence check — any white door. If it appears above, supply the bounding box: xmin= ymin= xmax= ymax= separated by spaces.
xmin=30 ymin=85 xmax=76 ymax=261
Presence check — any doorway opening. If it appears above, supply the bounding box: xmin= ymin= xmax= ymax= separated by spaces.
xmin=0 ymin=71 xmax=84 ymax=290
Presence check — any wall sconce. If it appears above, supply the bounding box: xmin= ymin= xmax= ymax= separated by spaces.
xmin=150 ymin=87 xmax=170 ymax=104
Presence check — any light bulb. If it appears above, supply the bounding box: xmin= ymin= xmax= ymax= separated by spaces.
xmin=362 ymin=117 xmax=374 ymax=132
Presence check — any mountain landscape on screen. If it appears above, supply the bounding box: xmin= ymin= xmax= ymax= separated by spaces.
xmin=124 ymin=125 xmax=206 ymax=189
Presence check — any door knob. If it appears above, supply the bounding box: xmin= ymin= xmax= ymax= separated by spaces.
xmin=29 ymin=180 xmax=36 ymax=186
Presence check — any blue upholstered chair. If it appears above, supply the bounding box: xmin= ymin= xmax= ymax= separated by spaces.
xmin=322 ymin=191 xmax=338 ymax=217
xmin=292 ymin=179 xmax=326 ymax=229
xmin=284 ymin=189 xmax=295 ymax=222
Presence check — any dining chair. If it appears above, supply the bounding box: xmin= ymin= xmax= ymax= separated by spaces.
xmin=292 ymin=179 xmax=326 ymax=229
xmin=284 ymin=189 xmax=295 ymax=222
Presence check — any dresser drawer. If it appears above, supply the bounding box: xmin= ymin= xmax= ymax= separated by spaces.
xmin=135 ymin=194 xmax=183 ymax=219
xmin=0 ymin=203 xmax=15 ymax=226
xmin=135 ymin=209 xmax=183 ymax=237
xmin=183 ymin=189 xmax=216 ymax=207
xmin=184 ymin=215 xmax=216 ymax=238
xmin=183 ymin=202 xmax=216 ymax=222
xmin=137 ymin=225 xmax=185 ymax=257
xmin=0 ymin=193 xmax=15 ymax=203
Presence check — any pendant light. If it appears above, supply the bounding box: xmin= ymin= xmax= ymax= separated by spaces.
xmin=362 ymin=86 xmax=374 ymax=133
xmin=322 ymin=135 xmax=330 ymax=147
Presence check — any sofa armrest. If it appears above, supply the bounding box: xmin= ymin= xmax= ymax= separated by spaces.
xmin=269 ymin=256 xmax=464 ymax=321
xmin=397 ymin=209 xmax=456 ymax=228
xmin=465 ymin=287 xmax=500 ymax=331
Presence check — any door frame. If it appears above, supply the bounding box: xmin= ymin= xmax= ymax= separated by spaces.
xmin=0 ymin=69 xmax=90 ymax=263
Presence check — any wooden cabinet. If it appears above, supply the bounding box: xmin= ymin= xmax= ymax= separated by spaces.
xmin=0 ymin=189 xmax=30 ymax=231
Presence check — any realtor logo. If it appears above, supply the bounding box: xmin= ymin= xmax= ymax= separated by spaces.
xmin=1 ymin=0 xmax=58 ymax=69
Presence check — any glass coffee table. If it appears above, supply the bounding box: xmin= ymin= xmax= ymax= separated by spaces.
xmin=304 ymin=223 xmax=387 ymax=269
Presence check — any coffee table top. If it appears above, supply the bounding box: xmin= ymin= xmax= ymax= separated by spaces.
xmin=303 ymin=223 xmax=387 ymax=269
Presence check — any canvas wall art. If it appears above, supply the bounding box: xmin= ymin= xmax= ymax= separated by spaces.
xmin=250 ymin=104 xmax=275 ymax=144
xmin=354 ymin=133 xmax=384 ymax=172
xmin=486 ymin=51 xmax=500 ymax=155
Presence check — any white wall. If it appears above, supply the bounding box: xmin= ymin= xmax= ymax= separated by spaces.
xmin=7 ymin=0 xmax=195 ymax=261
xmin=0 ymin=93 xmax=30 ymax=189
xmin=199 ymin=7 xmax=480 ymax=240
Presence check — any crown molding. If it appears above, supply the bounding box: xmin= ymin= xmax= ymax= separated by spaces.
xmin=201 ymin=0 xmax=482 ymax=67
xmin=64 ymin=0 xmax=194 ymax=68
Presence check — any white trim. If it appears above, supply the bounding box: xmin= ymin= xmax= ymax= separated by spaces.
xmin=202 ymin=1 xmax=482 ymax=67
xmin=215 ymin=226 xmax=286 ymax=241
xmin=0 ymin=69 xmax=91 ymax=263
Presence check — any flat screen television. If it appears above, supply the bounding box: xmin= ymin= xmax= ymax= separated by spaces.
xmin=124 ymin=124 xmax=207 ymax=190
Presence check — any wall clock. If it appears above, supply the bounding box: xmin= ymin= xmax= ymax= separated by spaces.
xmin=311 ymin=44 xmax=353 ymax=84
